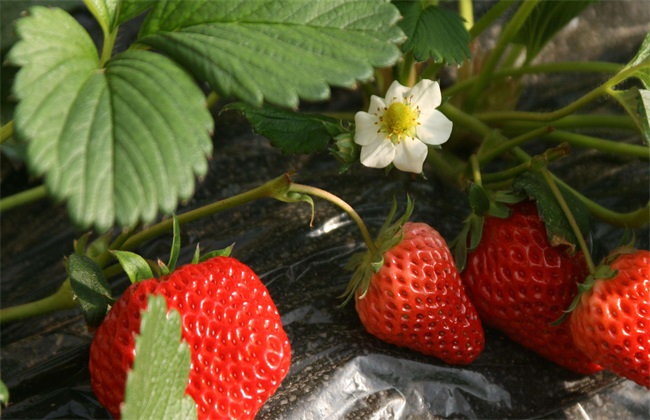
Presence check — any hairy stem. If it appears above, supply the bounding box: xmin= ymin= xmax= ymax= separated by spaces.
xmin=0 ymin=279 xmax=77 ymax=324
xmin=0 ymin=185 xmax=49 ymax=213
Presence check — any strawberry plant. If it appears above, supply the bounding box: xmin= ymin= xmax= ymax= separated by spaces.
xmin=1 ymin=0 xmax=649 ymax=417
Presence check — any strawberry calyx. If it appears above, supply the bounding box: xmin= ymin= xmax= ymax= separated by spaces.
xmin=339 ymin=196 xmax=414 ymax=306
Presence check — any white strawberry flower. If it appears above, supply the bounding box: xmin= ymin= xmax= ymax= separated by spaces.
xmin=354 ymin=79 xmax=453 ymax=173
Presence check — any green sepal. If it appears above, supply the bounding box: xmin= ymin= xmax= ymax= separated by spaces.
xmin=199 ymin=244 xmax=234 ymax=262
xmin=111 ymin=250 xmax=155 ymax=283
xmin=552 ymin=264 xmax=618 ymax=326
xmin=68 ymin=254 xmax=114 ymax=328
xmin=167 ymin=214 xmax=181 ymax=272
xmin=339 ymin=196 xmax=414 ymax=306
xmin=74 ymin=232 xmax=93 ymax=256
xmin=468 ymin=183 xmax=490 ymax=216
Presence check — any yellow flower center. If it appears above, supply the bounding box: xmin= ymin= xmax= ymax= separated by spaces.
xmin=380 ymin=101 xmax=419 ymax=143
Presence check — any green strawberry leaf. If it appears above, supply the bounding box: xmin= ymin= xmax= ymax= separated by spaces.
xmin=225 ymin=102 xmax=347 ymax=154
xmin=621 ymin=31 xmax=650 ymax=89
xmin=83 ymin=0 xmax=119 ymax=32
xmin=393 ymin=1 xmax=471 ymax=64
xmin=68 ymin=254 xmax=114 ymax=328
xmin=513 ymin=171 xmax=590 ymax=253
xmin=610 ymin=88 xmax=650 ymax=144
xmin=8 ymin=7 xmax=214 ymax=232
xmin=512 ymin=0 xmax=597 ymax=63
xmin=0 ymin=378 xmax=9 ymax=407
xmin=121 ymin=295 xmax=197 ymax=420
xmin=111 ymin=250 xmax=154 ymax=284
xmin=135 ymin=0 xmax=404 ymax=107
xmin=117 ymin=0 xmax=155 ymax=25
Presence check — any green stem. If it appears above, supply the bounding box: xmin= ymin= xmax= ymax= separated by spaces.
xmin=0 ymin=185 xmax=49 ymax=213
xmin=0 ymin=121 xmax=13 ymax=144
xmin=482 ymin=144 xmax=569 ymax=184
xmin=544 ymin=131 xmax=650 ymax=160
xmin=98 ymin=27 xmax=118 ymax=68
xmin=398 ymin=51 xmax=415 ymax=87
xmin=458 ymin=0 xmax=474 ymax=29
xmin=478 ymin=125 xmax=554 ymax=166
xmin=288 ymin=183 xmax=379 ymax=255
xmin=498 ymin=114 xmax=636 ymax=132
xmin=445 ymin=61 xmax=622 ymax=97
xmin=539 ymin=168 xmax=596 ymax=273
xmin=0 ymin=279 xmax=77 ymax=324
xmin=469 ymin=0 xmax=516 ymax=40
xmin=474 ymin=63 xmax=649 ymax=123
xmin=512 ymin=148 xmax=650 ymax=228
xmin=465 ymin=0 xmax=540 ymax=111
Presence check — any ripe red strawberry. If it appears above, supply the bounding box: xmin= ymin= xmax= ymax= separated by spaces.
xmin=89 ymin=256 xmax=291 ymax=419
xmin=568 ymin=249 xmax=649 ymax=388
xmin=461 ymin=200 xmax=602 ymax=374
xmin=348 ymin=220 xmax=485 ymax=365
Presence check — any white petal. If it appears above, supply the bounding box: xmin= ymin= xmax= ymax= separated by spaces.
xmin=392 ymin=138 xmax=428 ymax=173
xmin=354 ymin=112 xmax=381 ymax=146
xmin=360 ymin=138 xmax=396 ymax=169
xmin=368 ymin=95 xmax=386 ymax=115
xmin=409 ymin=79 xmax=442 ymax=109
xmin=416 ymin=110 xmax=453 ymax=145
xmin=384 ymin=80 xmax=410 ymax=104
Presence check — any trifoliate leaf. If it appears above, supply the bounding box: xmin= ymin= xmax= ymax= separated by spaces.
xmin=393 ymin=2 xmax=471 ymax=64
xmin=111 ymin=250 xmax=154 ymax=284
xmin=135 ymin=0 xmax=404 ymax=107
xmin=225 ymin=102 xmax=347 ymax=154
xmin=68 ymin=253 xmax=113 ymax=328
xmin=121 ymin=295 xmax=197 ymax=420
xmin=512 ymin=0 xmax=597 ymax=63
xmin=513 ymin=171 xmax=590 ymax=253
xmin=8 ymin=7 xmax=214 ymax=232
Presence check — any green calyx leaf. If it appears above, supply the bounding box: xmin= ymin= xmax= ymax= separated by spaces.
xmin=135 ymin=0 xmax=404 ymax=108
xmin=393 ymin=1 xmax=471 ymax=64
xmin=167 ymin=214 xmax=181 ymax=272
xmin=68 ymin=254 xmax=114 ymax=328
xmin=224 ymin=102 xmax=348 ymax=154
xmin=121 ymin=295 xmax=197 ymax=420
xmin=468 ymin=183 xmax=491 ymax=216
xmin=111 ymin=250 xmax=155 ymax=284
xmin=339 ymin=196 xmax=414 ymax=306
xmin=512 ymin=171 xmax=590 ymax=253
xmin=197 ymin=244 xmax=235 ymax=263
xmin=8 ymin=6 xmax=214 ymax=232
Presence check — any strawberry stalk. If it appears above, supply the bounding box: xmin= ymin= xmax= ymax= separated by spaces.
xmin=0 ymin=172 xmax=379 ymax=323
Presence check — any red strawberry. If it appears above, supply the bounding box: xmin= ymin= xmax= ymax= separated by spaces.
xmin=461 ymin=200 xmax=602 ymax=374
xmin=89 ymin=256 xmax=291 ymax=419
xmin=568 ymin=249 xmax=650 ymax=388
xmin=346 ymin=218 xmax=485 ymax=365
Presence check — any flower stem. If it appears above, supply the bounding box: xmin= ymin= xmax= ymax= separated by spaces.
xmin=478 ymin=125 xmax=554 ymax=167
xmin=458 ymin=0 xmax=474 ymax=29
xmin=465 ymin=0 xmax=541 ymax=111
xmin=469 ymin=0 xmax=515 ymax=40
xmin=0 ymin=185 xmax=49 ymax=213
xmin=288 ymin=183 xmax=379 ymax=255
xmin=0 ymin=279 xmax=77 ymax=324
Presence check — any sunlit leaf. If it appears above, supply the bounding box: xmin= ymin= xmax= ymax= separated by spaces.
xmin=121 ymin=295 xmax=196 ymax=420
xmin=393 ymin=2 xmax=471 ymax=64
xmin=8 ymin=7 xmax=213 ymax=231
xmin=135 ymin=0 xmax=404 ymax=107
